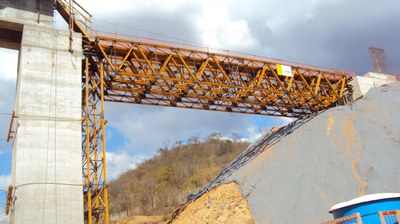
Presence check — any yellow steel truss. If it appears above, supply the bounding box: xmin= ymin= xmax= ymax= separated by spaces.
xmin=54 ymin=1 xmax=355 ymax=223
xmin=82 ymin=56 xmax=109 ymax=224
xmin=94 ymin=36 xmax=352 ymax=117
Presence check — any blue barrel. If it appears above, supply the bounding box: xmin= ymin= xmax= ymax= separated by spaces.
xmin=329 ymin=193 xmax=400 ymax=224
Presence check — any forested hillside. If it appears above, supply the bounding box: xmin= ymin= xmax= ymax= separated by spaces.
xmin=108 ymin=133 xmax=250 ymax=219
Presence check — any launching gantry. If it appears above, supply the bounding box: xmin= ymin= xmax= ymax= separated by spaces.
xmin=55 ymin=0 xmax=354 ymax=223
xmin=94 ymin=36 xmax=353 ymax=116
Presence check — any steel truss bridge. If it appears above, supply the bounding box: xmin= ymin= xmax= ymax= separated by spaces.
xmin=55 ymin=0 xmax=354 ymax=223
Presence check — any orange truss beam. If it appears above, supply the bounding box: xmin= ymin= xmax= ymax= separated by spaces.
xmin=90 ymin=36 xmax=353 ymax=117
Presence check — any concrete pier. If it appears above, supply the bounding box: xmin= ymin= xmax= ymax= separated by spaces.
xmin=1 ymin=1 xmax=84 ymax=223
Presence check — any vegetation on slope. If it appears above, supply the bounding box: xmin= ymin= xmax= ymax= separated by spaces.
xmin=108 ymin=133 xmax=250 ymax=219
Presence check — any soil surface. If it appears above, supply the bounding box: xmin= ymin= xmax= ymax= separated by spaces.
xmin=170 ymin=182 xmax=255 ymax=224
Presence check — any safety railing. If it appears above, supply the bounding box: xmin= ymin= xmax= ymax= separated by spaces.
xmin=57 ymin=0 xmax=92 ymax=32
xmin=55 ymin=0 xmax=93 ymax=42
xmin=323 ymin=210 xmax=400 ymax=224
xmin=322 ymin=213 xmax=362 ymax=224
xmin=379 ymin=210 xmax=400 ymax=224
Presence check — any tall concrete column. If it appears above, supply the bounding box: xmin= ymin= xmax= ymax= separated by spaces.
xmin=1 ymin=1 xmax=84 ymax=223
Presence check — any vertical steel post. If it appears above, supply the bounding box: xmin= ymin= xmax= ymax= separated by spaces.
xmin=83 ymin=56 xmax=109 ymax=224
xmin=100 ymin=61 xmax=110 ymax=224
xmin=83 ymin=56 xmax=93 ymax=224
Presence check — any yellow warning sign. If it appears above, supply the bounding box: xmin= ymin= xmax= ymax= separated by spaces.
xmin=276 ymin=64 xmax=293 ymax=77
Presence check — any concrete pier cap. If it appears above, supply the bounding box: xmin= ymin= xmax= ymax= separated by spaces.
xmin=350 ymin=72 xmax=398 ymax=100
xmin=1 ymin=1 xmax=84 ymax=223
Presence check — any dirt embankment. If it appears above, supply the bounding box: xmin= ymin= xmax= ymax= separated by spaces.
xmin=170 ymin=182 xmax=255 ymax=224
xmin=112 ymin=215 xmax=166 ymax=224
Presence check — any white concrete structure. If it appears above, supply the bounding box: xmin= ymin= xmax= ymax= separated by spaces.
xmin=350 ymin=72 xmax=398 ymax=100
xmin=0 ymin=0 xmax=54 ymax=27
xmin=1 ymin=1 xmax=84 ymax=223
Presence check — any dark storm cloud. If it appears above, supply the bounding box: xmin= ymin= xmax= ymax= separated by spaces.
xmin=71 ymin=0 xmax=400 ymax=159
xmin=66 ymin=0 xmax=400 ymax=73
xmin=228 ymin=0 xmax=400 ymax=74
xmin=88 ymin=1 xmax=203 ymax=44
xmin=312 ymin=0 xmax=400 ymax=73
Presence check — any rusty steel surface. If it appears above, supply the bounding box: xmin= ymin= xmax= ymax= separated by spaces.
xmin=5 ymin=185 xmax=13 ymax=216
xmin=90 ymin=35 xmax=354 ymax=118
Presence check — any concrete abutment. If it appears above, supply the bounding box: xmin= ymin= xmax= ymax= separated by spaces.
xmin=1 ymin=1 xmax=84 ymax=223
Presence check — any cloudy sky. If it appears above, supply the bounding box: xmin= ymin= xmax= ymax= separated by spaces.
xmin=0 ymin=0 xmax=400 ymax=213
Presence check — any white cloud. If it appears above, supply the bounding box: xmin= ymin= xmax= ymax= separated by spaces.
xmin=0 ymin=174 xmax=11 ymax=191
xmin=196 ymin=0 xmax=258 ymax=50
xmin=278 ymin=117 xmax=296 ymax=126
xmin=104 ymin=103 xmax=271 ymax=156
xmin=106 ymin=151 xmax=145 ymax=180
xmin=0 ymin=49 xmax=18 ymax=80
xmin=0 ymin=215 xmax=9 ymax=221
xmin=245 ymin=126 xmax=264 ymax=142
xmin=0 ymin=50 xmax=17 ymax=154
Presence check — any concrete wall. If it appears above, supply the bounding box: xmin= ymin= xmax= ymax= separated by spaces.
xmin=0 ymin=0 xmax=53 ymax=50
xmin=350 ymin=72 xmax=398 ymax=100
xmin=0 ymin=0 xmax=54 ymax=27
xmin=10 ymin=24 xmax=83 ymax=223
